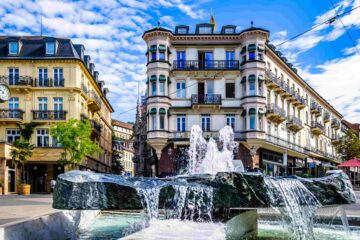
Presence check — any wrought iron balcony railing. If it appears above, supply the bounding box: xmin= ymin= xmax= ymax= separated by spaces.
xmin=0 ymin=75 xmax=33 ymax=86
xmin=32 ymin=110 xmax=67 ymax=120
xmin=34 ymin=78 xmax=64 ymax=87
xmin=311 ymin=121 xmax=324 ymax=131
xmin=90 ymin=119 xmax=102 ymax=133
xmin=266 ymin=104 xmax=286 ymax=118
xmin=265 ymin=134 xmax=304 ymax=153
xmin=191 ymin=94 xmax=222 ymax=105
xmin=173 ymin=60 xmax=240 ymax=70
xmin=0 ymin=109 xmax=24 ymax=119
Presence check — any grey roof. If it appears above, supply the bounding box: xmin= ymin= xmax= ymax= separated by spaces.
xmin=0 ymin=36 xmax=81 ymax=59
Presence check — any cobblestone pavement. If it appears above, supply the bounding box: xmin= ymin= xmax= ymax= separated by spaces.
xmin=0 ymin=191 xmax=360 ymax=226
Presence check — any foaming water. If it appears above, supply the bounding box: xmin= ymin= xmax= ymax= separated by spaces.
xmin=264 ymin=178 xmax=321 ymax=240
xmin=187 ymin=125 xmax=240 ymax=175
xmin=136 ymin=187 xmax=161 ymax=219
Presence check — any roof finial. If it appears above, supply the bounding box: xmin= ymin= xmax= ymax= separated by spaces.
xmin=157 ymin=21 xmax=160 ymax=28
xmin=251 ymin=21 xmax=254 ymax=28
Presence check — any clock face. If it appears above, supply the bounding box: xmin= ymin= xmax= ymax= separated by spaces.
xmin=0 ymin=84 xmax=10 ymax=102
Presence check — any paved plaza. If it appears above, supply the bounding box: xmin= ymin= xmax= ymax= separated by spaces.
xmin=0 ymin=191 xmax=360 ymax=226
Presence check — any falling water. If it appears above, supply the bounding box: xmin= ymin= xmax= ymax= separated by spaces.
xmin=187 ymin=125 xmax=240 ymax=175
xmin=264 ymin=177 xmax=321 ymax=240
xmin=136 ymin=187 xmax=161 ymax=219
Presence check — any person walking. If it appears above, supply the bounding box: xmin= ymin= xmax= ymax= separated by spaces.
xmin=50 ymin=179 xmax=56 ymax=194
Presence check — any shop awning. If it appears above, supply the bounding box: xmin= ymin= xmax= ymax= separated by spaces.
xmin=150 ymin=75 xmax=157 ymax=82
xmin=150 ymin=108 xmax=157 ymax=114
xmin=158 ymin=44 xmax=166 ymax=52
xmin=159 ymin=108 xmax=166 ymax=114
xmin=338 ymin=158 xmax=360 ymax=167
xmin=248 ymin=44 xmax=256 ymax=52
xmin=149 ymin=45 xmax=157 ymax=52
xmin=159 ymin=75 xmax=166 ymax=82
xmin=248 ymin=75 xmax=256 ymax=81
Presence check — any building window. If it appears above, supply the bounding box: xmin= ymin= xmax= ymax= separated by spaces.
xmin=258 ymin=81 xmax=263 ymax=96
xmin=38 ymin=97 xmax=48 ymax=110
xmin=226 ymin=114 xmax=235 ymax=129
xmin=177 ymin=27 xmax=187 ymax=34
xmin=54 ymin=68 xmax=64 ymax=86
xmin=259 ymin=114 xmax=263 ymax=131
xmin=54 ymin=97 xmax=63 ymax=119
xmin=176 ymin=80 xmax=186 ymax=98
xmin=7 ymin=129 xmax=20 ymax=143
xmin=224 ymin=28 xmax=235 ymax=34
xmin=37 ymin=129 xmax=49 ymax=147
xmin=52 ymin=136 xmax=63 ymax=147
xmin=159 ymin=81 xmax=165 ymax=95
xmin=249 ymin=51 xmax=256 ymax=61
xmin=249 ymin=109 xmax=256 ymax=130
xmin=249 ymin=81 xmax=255 ymax=96
xmin=38 ymin=68 xmax=48 ymax=86
xmin=199 ymin=26 xmax=212 ymax=34
xmin=8 ymin=68 xmax=19 ymax=85
xmin=176 ymin=51 xmax=186 ymax=68
xmin=176 ymin=114 xmax=186 ymax=132
xmin=151 ymin=114 xmax=157 ymax=130
xmin=201 ymin=114 xmax=211 ymax=132
xmin=258 ymin=53 xmax=263 ymax=61
xmin=225 ymin=82 xmax=235 ymax=98
xmin=242 ymin=81 xmax=246 ymax=96
xmin=151 ymin=81 xmax=156 ymax=96
xmin=159 ymin=51 xmax=165 ymax=61
xmin=9 ymin=42 xmax=18 ymax=55
xmin=46 ymin=42 xmax=55 ymax=55
xmin=151 ymin=52 xmax=156 ymax=61
xmin=8 ymin=97 xmax=19 ymax=118
xmin=242 ymin=55 xmax=246 ymax=63
xmin=226 ymin=51 xmax=235 ymax=68
xmin=159 ymin=115 xmax=165 ymax=130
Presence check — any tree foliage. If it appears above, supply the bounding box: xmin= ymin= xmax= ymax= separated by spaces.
xmin=334 ymin=129 xmax=360 ymax=161
xmin=10 ymin=122 xmax=37 ymax=184
xmin=51 ymin=119 xmax=102 ymax=170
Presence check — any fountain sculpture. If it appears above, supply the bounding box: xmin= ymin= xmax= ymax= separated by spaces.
xmin=53 ymin=125 xmax=356 ymax=239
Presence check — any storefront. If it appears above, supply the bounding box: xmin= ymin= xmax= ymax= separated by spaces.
xmin=261 ymin=150 xmax=286 ymax=176
xmin=26 ymin=163 xmax=64 ymax=193
xmin=288 ymin=158 xmax=306 ymax=176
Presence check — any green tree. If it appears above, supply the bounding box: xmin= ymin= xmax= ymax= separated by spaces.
xmin=334 ymin=129 xmax=360 ymax=161
xmin=51 ymin=118 xmax=102 ymax=170
xmin=10 ymin=122 xmax=37 ymax=184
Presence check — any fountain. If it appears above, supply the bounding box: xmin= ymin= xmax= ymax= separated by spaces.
xmin=52 ymin=125 xmax=357 ymax=239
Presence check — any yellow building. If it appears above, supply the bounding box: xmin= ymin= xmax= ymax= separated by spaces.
xmin=0 ymin=36 xmax=113 ymax=194
xmin=112 ymin=119 xmax=135 ymax=176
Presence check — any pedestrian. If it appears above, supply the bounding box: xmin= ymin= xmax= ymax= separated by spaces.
xmin=50 ymin=179 xmax=56 ymax=194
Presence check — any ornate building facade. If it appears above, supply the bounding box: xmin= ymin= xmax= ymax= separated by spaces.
xmin=142 ymin=22 xmax=344 ymax=177
xmin=0 ymin=36 xmax=113 ymax=194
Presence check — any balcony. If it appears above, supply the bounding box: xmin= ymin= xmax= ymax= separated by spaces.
xmin=0 ymin=109 xmax=24 ymax=122
xmin=90 ymin=119 xmax=102 ymax=135
xmin=34 ymin=78 xmax=64 ymax=87
xmin=173 ymin=60 xmax=240 ymax=71
xmin=331 ymin=134 xmax=341 ymax=144
xmin=266 ymin=104 xmax=286 ymax=124
xmin=191 ymin=94 xmax=221 ymax=108
xmin=4 ymin=75 xmax=33 ymax=87
xmin=311 ymin=121 xmax=324 ymax=135
xmin=286 ymin=116 xmax=303 ymax=132
xmin=168 ymin=131 xmax=245 ymax=141
xmin=310 ymin=102 xmax=322 ymax=116
xmin=324 ymin=112 xmax=331 ymax=123
xmin=331 ymin=119 xmax=340 ymax=129
xmin=265 ymin=134 xmax=304 ymax=154
xmin=87 ymin=90 xmax=102 ymax=111
xmin=32 ymin=110 xmax=67 ymax=121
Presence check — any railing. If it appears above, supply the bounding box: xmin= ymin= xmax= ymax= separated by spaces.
xmin=173 ymin=60 xmax=240 ymax=70
xmin=35 ymin=144 xmax=63 ymax=148
xmin=332 ymin=119 xmax=340 ymax=129
xmin=265 ymin=134 xmax=304 ymax=153
xmin=89 ymin=90 xmax=102 ymax=107
xmin=168 ymin=131 xmax=245 ymax=140
xmin=310 ymin=101 xmax=322 ymax=114
xmin=81 ymin=83 xmax=88 ymax=94
xmin=34 ymin=78 xmax=64 ymax=87
xmin=0 ymin=75 xmax=33 ymax=86
xmin=266 ymin=104 xmax=286 ymax=118
xmin=0 ymin=109 xmax=23 ymax=119
xmin=287 ymin=115 xmax=302 ymax=126
xmin=32 ymin=110 xmax=67 ymax=120
xmin=90 ymin=119 xmax=102 ymax=133
xmin=324 ymin=112 xmax=330 ymax=121
xmin=311 ymin=121 xmax=324 ymax=131
xmin=265 ymin=69 xmax=307 ymax=105
xmin=191 ymin=94 xmax=222 ymax=105
xmin=331 ymin=134 xmax=340 ymax=141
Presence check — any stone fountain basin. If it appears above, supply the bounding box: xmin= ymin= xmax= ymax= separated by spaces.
xmin=53 ymin=171 xmax=356 ymax=211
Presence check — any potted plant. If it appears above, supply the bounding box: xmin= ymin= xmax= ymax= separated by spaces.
xmin=10 ymin=122 xmax=37 ymax=195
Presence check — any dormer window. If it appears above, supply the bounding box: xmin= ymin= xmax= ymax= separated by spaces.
xmin=46 ymin=42 xmax=56 ymax=55
xmin=9 ymin=42 xmax=19 ymax=55
xmin=224 ymin=28 xmax=235 ymax=34
xmin=175 ymin=25 xmax=189 ymax=34
xmin=178 ymin=28 xmax=187 ymax=34
xmin=199 ymin=26 xmax=212 ymax=34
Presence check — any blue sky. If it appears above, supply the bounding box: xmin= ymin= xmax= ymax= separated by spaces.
xmin=0 ymin=0 xmax=359 ymax=123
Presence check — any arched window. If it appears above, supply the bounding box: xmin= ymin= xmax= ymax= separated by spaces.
xmin=249 ymin=108 xmax=256 ymax=130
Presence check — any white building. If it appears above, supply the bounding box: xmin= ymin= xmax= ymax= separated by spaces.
xmin=142 ymin=22 xmax=343 ymax=177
